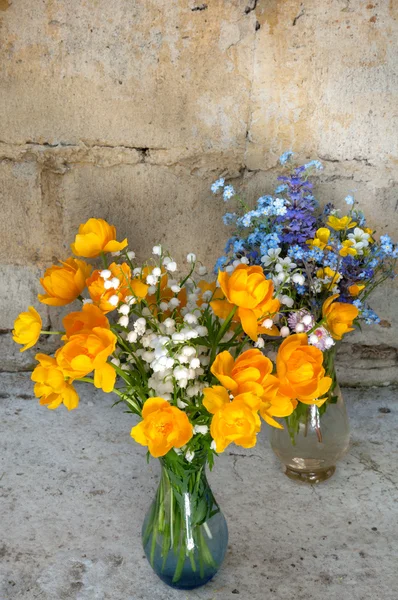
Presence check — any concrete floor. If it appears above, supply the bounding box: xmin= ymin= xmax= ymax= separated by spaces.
xmin=0 ymin=373 xmax=397 ymax=600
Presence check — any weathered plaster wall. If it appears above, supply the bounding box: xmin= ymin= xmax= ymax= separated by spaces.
xmin=1 ymin=0 xmax=397 ymax=382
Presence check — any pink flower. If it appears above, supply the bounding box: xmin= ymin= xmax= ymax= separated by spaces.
xmin=287 ymin=310 xmax=314 ymax=333
xmin=308 ymin=327 xmax=335 ymax=351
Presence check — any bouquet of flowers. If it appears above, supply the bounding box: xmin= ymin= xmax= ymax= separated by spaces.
xmin=13 ymin=217 xmax=328 ymax=587
xmin=211 ymin=152 xmax=397 ymax=446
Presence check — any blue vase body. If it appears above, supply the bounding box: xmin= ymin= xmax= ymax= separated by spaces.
xmin=142 ymin=457 xmax=228 ymax=590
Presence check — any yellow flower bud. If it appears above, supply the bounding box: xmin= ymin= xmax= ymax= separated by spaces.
xmin=12 ymin=306 xmax=42 ymax=352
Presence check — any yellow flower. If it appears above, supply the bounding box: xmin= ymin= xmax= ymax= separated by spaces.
xmin=210 ymin=265 xmax=280 ymax=341
xmin=62 ymin=303 xmax=110 ymax=339
xmin=322 ymin=294 xmax=359 ymax=340
xmin=259 ymin=375 xmax=298 ymax=428
xmin=276 ymin=334 xmax=332 ymax=405
xmin=316 ymin=266 xmax=341 ymax=286
xmin=71 ymin=218 xmax=128 ymax=258
xmin=12 ymin=306 xmax=42 ymax=352
xmin=211 ymin=349 xmax=273 ymax=398
xmin=363 ymin=227 xmax=374 ymax=243
xmin=327 ymin=215 xmax=357 ymax=231
xmin=203 ymin=386 xmax=263 ymax=452
xmin=56 ymin=327 xmax=117 ymax=392
xmin=209 ymin=395 xmax=261 ymax=453
xmin=306 ymin=228 xmax=331 ymax=250
xmin=87 ymin=262 xmax=148 ymax=313
xmin=339 ymin=239 xmax=357 ymax=257
xmin=207 ymin=350 xmax=296 ymax=429
xmin=203 ymin=385 xmax=261 ymax=414
xmin=131 ymin=398 xmax=193 ymax=457
xmin=38 ymin=258 xmax=92 ymax=306
xmin=348 ymin=283 xmax=365 ymax=297
xmin=31 ymin=354 xmax=79 ymax=410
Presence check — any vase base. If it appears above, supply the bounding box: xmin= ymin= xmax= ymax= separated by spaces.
xmin=284 ymin=465 xmax=336 ymax=484
xmin=156 ymin=572 xmax=216 ymax=590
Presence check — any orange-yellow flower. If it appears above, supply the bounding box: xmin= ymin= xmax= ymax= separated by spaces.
xmin=322 ymin=294 xmax=359 ymax=340
xmin=71 ymin=218 xmax=128 ymax=258
xmin=339 ymin=239 xmax=357 ymax=257
xmin=327 ymin=215 xmax=357 ymax=231
xmin=56 ymin=328 xmax=117 ymax=392
xmin=12 ymin=306 xmax=42 ymax=352
xmin=38 ymin=258 xmax=92 ymax=306
xmin=31 ymin=354 xmax=79 ymax=410
xmin=348 ymin=283 xmax=365 ymax=297
xmin=203 ymin=385 xmax=261 ymax=414
xmin=211 ymin=265 xmax=280 ymax=341
xmin=306 ymin=228 xmax=331 ymax=250
xmin=207 ymin=392 xmax=261 ymax=453
xmin=259 ymin=375 xmax=298 ymax=428
xmin=276 ymin=334 xmax=332 ymax=405
xmin=63 ymin=303 xmax=110 ymax=339
xmin=87 ymin=262 xmax=148 ymax=313
xmin=131 ymin=398 xmax=193 ymax=457
xmin=211 ymin=349 xmax=273 ymax=398
xmin=208 ymin=353 xmax=296 ymax=429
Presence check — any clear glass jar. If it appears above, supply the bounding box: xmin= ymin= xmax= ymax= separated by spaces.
xmin=270 ymin=382 xmax=350 ymax=483
xmin=142 ymin=455 xmax=228 ymax=589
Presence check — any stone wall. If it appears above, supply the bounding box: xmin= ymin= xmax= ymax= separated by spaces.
xmin=1 ymin=0 xmax=397 ymax=383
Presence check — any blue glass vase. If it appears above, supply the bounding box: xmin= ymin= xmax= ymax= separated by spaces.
xmin=142 ymin=454 xmax=228 ymax=589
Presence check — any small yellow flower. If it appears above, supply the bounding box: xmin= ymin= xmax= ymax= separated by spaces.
xmin=12 ymin=307 xmax=42 ymax=352
xmin=56 ymin=328 xmax=117 ymax=392
xmin=210 ymin=349 xmax=273 ymax=398
xmin=208 ymin=394 xmax=262 ymax=453
xmin=62 ymin=303 xmax=110 ymax=339
xmin=363 ymin=227 xmax=374 ymax=243
xmin=339 ymin=239 xmax=357 ymax=257
xmin=71 ymin=218 xmax=128 ymax=258
xmin=210 ymin=265 xmax=280 ymax=341
xmin=203 ymin=385 xmax=261 ymax=414
xmin=259 ymin=375 xmax=298 ymax=428
xmin=348 ymin=283 xmax=365 ymax=297
xmin=322 ymin=294 xmax=359 ymax=340
xmin=327 ymin=215 xmax=357 ymax=231
xmin=131 ymin=398 xmax=193 ymax=457
xmin=316 ymin=266 xmax=341 ymax=286
xmin=306 ymin=228 xmax=331 ymax=250
xmin=38 ymin=258 xmax=92 ymax=306
xmin=276 ymin=334 xmax=332 ymax=405
xmin=31 ymin=354 xmax=79 ymax=410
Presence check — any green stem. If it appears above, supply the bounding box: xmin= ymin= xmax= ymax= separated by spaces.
xmin=76 ymin=377 xmax=95 ymax=384
xmin=210 ymin=306 xmax=237 ymax=366
xmin=142 ymin=459 xmax=221 ymax=584
xmin=100 ymin=252 xmax=108 ymax=269
xmin=41 ymin=330 xmax=64 ymax=335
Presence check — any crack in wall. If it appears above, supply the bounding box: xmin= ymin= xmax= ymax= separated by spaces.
xmin=191 ymin=3 xmax=207 ymax=11
xmin=0 ymin=140 xmax=381 ymax=176
xmin=1 ymin=139 xmax=164 ymax=154
xmin=0 ymin=140 xmax=170 ymax=172
xmin=318 ymin=154 xmax=374 ymax=167
xmin=243 ymin=3 xmax=259 ymax=167
xmin=292 ymin=5 xmax=305 ymax=26
xmin=244 ymin=0 xmax=258 ymax=15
